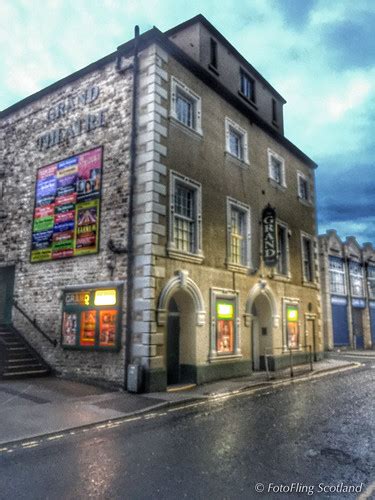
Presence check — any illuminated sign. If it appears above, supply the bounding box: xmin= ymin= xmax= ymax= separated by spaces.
xmin=94 ymin=289 xmax=117 ymax=306
xmin=31 ymin=147 xmax=102 ymax=262
xmin=62 ymin=286 xmax=122 ymax=350
xmin=262 ymin=204 xmax=278 ymax=267
xmin=216 ymin=302 xmax=234 ymax=319
xmin=286 ymin=305 xmax=299 ymax=349
xmin=287 ymin=307 xmax=299 ymax=322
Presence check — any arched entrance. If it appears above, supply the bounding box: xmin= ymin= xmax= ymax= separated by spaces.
xmin=251 ymin=294 xmax=273 ymax=370
xmin=247 ymin=281 xmax=279 ymax=371
xmin=157 ymin=270 xmax=206 ymax=387
xmin=166 ymin=290 xmax=196 ymax=385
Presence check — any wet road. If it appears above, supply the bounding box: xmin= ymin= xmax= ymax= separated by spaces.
xmin=0 ymin=360 xmax=374 ymax=500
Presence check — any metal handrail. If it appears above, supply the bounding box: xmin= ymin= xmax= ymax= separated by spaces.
xmin=13 ymin=300 xmax=57 ymax=347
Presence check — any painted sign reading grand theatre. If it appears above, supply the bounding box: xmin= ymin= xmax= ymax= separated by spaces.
xmin=31 ymin=147 xmax=102 ymax=262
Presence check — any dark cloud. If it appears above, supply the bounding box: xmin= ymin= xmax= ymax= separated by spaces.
xmin=316 ymin=161 xmax=375 ymax=242
xmin=273 ymin=0 xmax=318 ymax=28
xmin=322 ymin=13 xmax=375 ymax=69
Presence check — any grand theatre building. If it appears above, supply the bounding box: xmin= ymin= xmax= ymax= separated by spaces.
xmin=0 ymin=15 xmax=323 ymax=391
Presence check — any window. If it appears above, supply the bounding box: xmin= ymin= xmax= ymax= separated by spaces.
xmin=240 ymin=70 xmax=255 ymax=103
xmin=329 ymin=257 xmax=346 ymax=295
xmin=301 ymin=234 xmax=314 ymax=283
xmin=210 ymin=38 xmax=218 ymax=69
xmin=176 ymin=91 xmax=194 ymax=128
xmin=272 ymin=98 xmax=278 ymax=124
xmin=368 ymin=266 xmax=375 ymax=299
xmin=227 ymin=198 xmax=251 ymax=269
xmin=285 ymin=303 xmax=300 ymax=349
xmin=349 ymin=261 xmax=364 ymax=297
xmin=174 ymin=184 xmax=196 ymax=253
xmin=168 ymin=172 xmax=203 ymax=262
xmin=61 ymin=286 xmax=122 ymax=351
xmin=297 ymin=172 xmax=311 ymax=203
xmin=276 ymin=223 xmax=289 ymax=276
xmin=225 ymin=118 xmax=249 ymax=164
xmin=210 ymin=289 xmax=241 ymax=359
xmin=268 ymin=149 xmax=286 ymax=187
xmin=170 ymin=77 xmax=202 ymax=134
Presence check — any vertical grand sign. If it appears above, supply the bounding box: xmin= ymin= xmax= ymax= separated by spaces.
xmin=31 ymin=146 xmax=102 ymax=262
xmin=262 ymin=204 xmax=277 ymax=267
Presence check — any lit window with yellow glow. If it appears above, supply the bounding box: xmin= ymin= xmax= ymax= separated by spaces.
xmin=94 ymin=289 xmax=117 ymax=306
xmin=216 ymin=302 xmax=234 ymax=319
xmin=287 ymin=307 xmax=298 ymax=322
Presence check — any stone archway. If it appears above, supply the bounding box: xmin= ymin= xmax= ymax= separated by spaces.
xmin=157 ymin=270 xmax=206 ymax=385
xmin=246 ymin=281 xmax=279 ymax=370
xmin=157 ymin=270 xmax=206 ymax=327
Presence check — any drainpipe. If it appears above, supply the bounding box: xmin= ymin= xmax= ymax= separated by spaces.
xmin=124 ymin=25 xmax=140 ymax=390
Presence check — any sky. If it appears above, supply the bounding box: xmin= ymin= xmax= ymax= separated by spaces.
xmin=1 ymin=0 xmax=374 ymax=244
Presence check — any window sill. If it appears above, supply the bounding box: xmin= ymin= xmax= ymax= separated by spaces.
xmin=238 ymin=90 xmax=257 ymax=110
xmin=169 ymin=116 xmax=203 ymax=139
xmin=271 ymin=273 xmax=292 ymax=282
xmin=208 ymin=353 xmax=243 ymax=362
xmin=208 ymin=64 xmax=219 ymax=76
xmin=302 ymin=280 xmax=319 ymax=289
xmin=298 ymin=196 xmax=313 ymax=207
xmin=268 ymin=178 xmax=287 ymax=191
xmin=225 ymin=151 xmax=250 ymax=168
xmin=227 ymin=263 xmax=253 ymax=274
xmin=167 ymin=247 xmax=204 ymax=264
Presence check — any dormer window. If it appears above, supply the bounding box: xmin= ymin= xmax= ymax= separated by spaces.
xmin=240 ymin=70 xmax=255 ymax=103
xmin=210 ymin=38 xmax=218 ymax=69
xmin=272 ymin=98 xmax=278 ymax=124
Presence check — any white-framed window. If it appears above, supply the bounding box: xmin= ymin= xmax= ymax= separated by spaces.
xmin=267 ymin=149 xmax=286 ymax=188
xmin=367 ymin=265 xmax=375 ymax=299
xmin=301 ymin=232 xmax=315 ymax=283
xmin=170 ymin=77 xmax=202 ymax=134
xmin=240 ymin=70 xmax=256 ymax=103
xmin=226 ymin=198 xmax=251 ymax=269
xmin=168 ymin=171 xmax=203 ymax=262
xmin=329 ymin=256 xmax=346 ymax=295
xmin=209 ymin=288 xmax=241 ymax=360
xmin=349 ymin=261 xmax=364 ymax=297
xmin=297 ymin=171 xmax=311 ymax=203
xmin=276 ymin=221 xmax=290 ymax=277
xmin=225 ymin=118 xmax=249 ymax=164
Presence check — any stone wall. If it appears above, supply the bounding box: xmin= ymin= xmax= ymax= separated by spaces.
xmin=0 ymin=55 xmax=134 ymax=384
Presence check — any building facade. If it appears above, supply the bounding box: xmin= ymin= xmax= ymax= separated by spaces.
xmin=0 ymin=15 xmax=323 ymax=391
xmin=319 ymin=230 xmax=375 ymax=350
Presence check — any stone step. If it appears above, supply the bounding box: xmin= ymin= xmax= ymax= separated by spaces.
xmin=2 ymin=369 xmax=50 ymax=378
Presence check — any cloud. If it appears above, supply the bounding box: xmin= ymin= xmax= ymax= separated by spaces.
xmin=0 ymin=0 xmax=374 ymax=244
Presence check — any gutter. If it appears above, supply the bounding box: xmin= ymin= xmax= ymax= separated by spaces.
xmin=124 ymin=25 xmax=140 ymax=390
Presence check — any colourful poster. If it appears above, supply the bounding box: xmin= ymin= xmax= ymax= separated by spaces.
xmin=74 ymin=200 xmax=99 ymax=254
xmin=62 ymin=312 xmax=78 ymax=346
xmin=99 ymin=310 xmax=117 ymax=347
xmin=31 ymin=147 xmax=102 ymax=262
xmin=217 ymin=319 xmax=234 ymax=354
xmin=80 ymin=310 xmax=97 ymax=346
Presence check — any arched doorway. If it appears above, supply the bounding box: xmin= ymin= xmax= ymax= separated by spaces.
xmin=166 ymin=289 xmax=197 ymax=386
xmin=157 ymin=271 xmax=206 ymax=388
xmin=247 ymin=282 xmax=279 ymax=371
xmin=251 ymin=294 xmax=273 ymax=370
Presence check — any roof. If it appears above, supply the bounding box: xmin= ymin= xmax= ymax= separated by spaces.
xmin=0 ymin=16 xmax=316 ymax=168
xmin=165 ymin=14 xmax=287 ymax=104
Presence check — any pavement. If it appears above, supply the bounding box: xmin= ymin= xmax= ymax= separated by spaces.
xmin=0 ymin=357 xmax=360 ymax=447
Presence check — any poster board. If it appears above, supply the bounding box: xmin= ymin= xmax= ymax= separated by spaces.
xmin=31 ymin=146 xmax=102 ymax=262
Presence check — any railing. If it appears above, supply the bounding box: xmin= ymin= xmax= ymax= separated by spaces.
xmin=264 ymin=345 xmax=313 ymax=380
xmin=13 ymin=300 xmax=57 ymax=347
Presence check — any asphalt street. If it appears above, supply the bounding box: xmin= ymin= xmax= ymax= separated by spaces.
xmin=0 ymin=356 xmax=374 ymax=500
